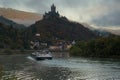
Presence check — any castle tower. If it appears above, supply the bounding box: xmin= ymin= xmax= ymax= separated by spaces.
xmin=43 ymin=4 xmax=60 ymax=19
xmin=51 ymin=4 xmax=56 ymax=13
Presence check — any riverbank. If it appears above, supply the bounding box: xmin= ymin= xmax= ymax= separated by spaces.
xmin=0 ymin=49 xmax=31 ymax=55
xmin=1 ymin=49 xmax=120 ymax=59
xmin=70 ymin=36 xmax=120 ymax=59
xmin=0 ymin=49 xmax=70 ymax=58
xmin=0 ymin=49 xmax=69 ymax=54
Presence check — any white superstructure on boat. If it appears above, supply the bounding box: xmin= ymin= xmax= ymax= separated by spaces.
xmin=30 ymin=33 xmax=53 ymax=60
xmin=31 ymin=50 xmax=52 ymax=60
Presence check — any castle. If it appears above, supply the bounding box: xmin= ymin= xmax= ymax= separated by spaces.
xmin=43 ymin=4 xmax=60 ymax=19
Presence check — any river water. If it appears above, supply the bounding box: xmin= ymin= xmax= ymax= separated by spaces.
xmin=0 ymin=54 xmax=120 ymax=80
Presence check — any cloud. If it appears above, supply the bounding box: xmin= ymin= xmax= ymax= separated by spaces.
xmin=0 ymin=0 xmax=120 ymax=29
xmin=89 ymin=0 xmax=120 ymax=28
xmin=91 ymin=11 xmax=120 ymax=27
xmin=0 ymin=0 xmax=36 ymax=12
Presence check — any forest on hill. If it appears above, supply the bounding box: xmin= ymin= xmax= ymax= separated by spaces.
xmin=0 ymin=22 xmax=25 ymax=49
xmin=26 ymin=16 xmax=96 ymax=44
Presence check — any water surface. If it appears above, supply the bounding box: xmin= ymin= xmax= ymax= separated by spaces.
xmin=0 ymin=54 xmax=120 ymax=80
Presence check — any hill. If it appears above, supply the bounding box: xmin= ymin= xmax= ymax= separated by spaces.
xmin=0 ymin=16 xmax=25 ymax=29
xmin=28 ymin=17 xmax=96 ymax=41
xmin=26 ymin=4 xmax=96 ymax=44
xmin=0 ymin=22 xmax=24 ymax=49
xmin=0 ymin=7 xmax=42 ymax=26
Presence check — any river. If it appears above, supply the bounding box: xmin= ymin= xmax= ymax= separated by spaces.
xmin=0 ymin=54 xmax=120 ymax=80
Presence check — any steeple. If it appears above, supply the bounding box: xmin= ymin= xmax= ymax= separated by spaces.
xmin=51 ymin=4 xmax=56 ymax=12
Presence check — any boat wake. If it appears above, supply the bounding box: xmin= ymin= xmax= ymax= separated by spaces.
xmin=27 ymin=56 xmax=36 ymax=61
xmin=27 ymin=56 xmax=87 ymax=69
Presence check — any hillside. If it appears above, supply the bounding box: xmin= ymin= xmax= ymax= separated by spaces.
xmin=0 ymin=22 xmax=24 ymax=49
xmin=28 ymin=17 xmax=96 ymax=40
xmin=0 ymin=7 xmax=42 ymax=26
xmin=0 ymin=16 xmax=25 ymax=29
xmin=26 ymin=4 xmax=96 ymax=44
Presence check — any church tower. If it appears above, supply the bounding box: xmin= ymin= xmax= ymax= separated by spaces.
xmin=51 ymin=4 xmax=56 ymax=13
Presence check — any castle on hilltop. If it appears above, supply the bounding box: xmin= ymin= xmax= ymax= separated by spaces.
xmin=43 ymin=4 xmax=60 ymax=19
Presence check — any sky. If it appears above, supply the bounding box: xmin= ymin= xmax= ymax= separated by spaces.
xmin=0 ymin=0 xmax=120 ymax=30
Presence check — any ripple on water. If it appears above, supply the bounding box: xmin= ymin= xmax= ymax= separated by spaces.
xmin=0 ymin=55 xmax=120 ymax=80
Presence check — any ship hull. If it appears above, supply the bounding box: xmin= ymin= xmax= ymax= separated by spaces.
xmin=36 ymin=57 xmax=52 ymax=60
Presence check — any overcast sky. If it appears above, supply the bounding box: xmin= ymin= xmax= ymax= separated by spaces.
xmin=0 ymin=0 xmax=120 ymax=29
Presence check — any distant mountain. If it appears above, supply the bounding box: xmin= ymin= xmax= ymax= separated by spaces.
xmin=0 ymin=7 xmax=42 ymax=26
xmin=26 ymin=4 xmax=96 ymax=43
xmin=0 ymin=16 xmax=25 ymax=29
xmin=81 ymin=23 xmax=95 ymax=30
xmin=82 ymin=23 xmax=114 ymax=37
xmin=93 ymin=29 xmax=112 ymax=37
xmin=105 ymin=29 xmax=120 ymax=36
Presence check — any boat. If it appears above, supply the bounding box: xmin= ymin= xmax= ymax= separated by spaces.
xmin=31 ymin=50 xmax=52 ymax=60
xmin=30 ymin=33 xmax=53 ymax=60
